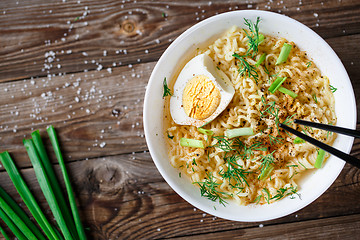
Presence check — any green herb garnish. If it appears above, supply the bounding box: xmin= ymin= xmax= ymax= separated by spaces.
xmin=294 ymin=137 xmax=306 ymax=144
xmin=258 ymin=151 xmax=275 ymax=180
xmin=243 ymin=17 xmax=263 ymax=56
xmin=162 ymin=77 xmax=172 ymax=97
xmin=330 ymin=84 xmax=337 ymax=93
xmin=314 ymin=148 xmax=326 ymax=169
xmin=271 ymin=186 xmax=299 ymax=201
xmin=312 ymin=93 xmax=318 ymax=103
xmin=306 ymin=61 xmax=312 ymax=68
xmin=263 ymin=188 xmax=271 ymax=204
xmin=233 ymin=53 xmax=259 ymax=84
xmin=219 ymin=155 xmax=250 ymax=188
xmin=180 ymin=138 xmax=204 ymax=148
xmin=194 ymin=172 xmax=230 ymax=206
xmin=255 ymin=53 xmax=267 ymax=67
xmin=276 ymin=42 xmax=292 ymax=65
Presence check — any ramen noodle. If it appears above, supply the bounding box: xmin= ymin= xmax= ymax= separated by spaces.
xmin=164 ymin=22 xmax=336 ymax=205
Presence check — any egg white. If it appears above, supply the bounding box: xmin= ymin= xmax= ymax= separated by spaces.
xmin=170 ymin=54 xmax=235 ymax=127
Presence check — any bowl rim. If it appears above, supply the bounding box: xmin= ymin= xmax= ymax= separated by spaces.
xmin=143 ymin=10 xmax=356 ymax=222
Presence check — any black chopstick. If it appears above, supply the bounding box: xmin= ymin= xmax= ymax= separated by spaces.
xmin=294 ymin=119 xmax=360 ymax=138
xmin=279 ymin=123 xmax=360 ymax=169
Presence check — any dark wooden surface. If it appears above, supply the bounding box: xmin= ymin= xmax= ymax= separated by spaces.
xmin=0 ymin=0 xmax=360 ymax=239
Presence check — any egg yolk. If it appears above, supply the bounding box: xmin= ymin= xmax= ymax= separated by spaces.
xmin=182 ymin=75 xmax=221 ymax=120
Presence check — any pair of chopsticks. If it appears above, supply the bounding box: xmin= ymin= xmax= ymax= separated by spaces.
xmin=279 ymin=119 xmax=360 ymax=169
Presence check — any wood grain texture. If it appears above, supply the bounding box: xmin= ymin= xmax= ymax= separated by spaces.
xmin=0 ymin=0 xmax=360 ymax=239
xmin=0 ymin=0 xmax=359 ymax=81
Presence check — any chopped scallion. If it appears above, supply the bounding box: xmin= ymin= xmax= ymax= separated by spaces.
xmin=180 ymin=138 xmax=204 ymax=148
xmin=314 ymin=149 xmax=326 ymax=169
xmin=276 ymin=43 xmax=292 ymax=65
xmin=224 ymin=127 xmax=254 ymax=139
xmin=268 ymin=77 xmax=287 ymax=93
xmin=294 ymin=137 xmax=306 ymax=144
xmin=197 ymin=127 xmax=214 ymax=136
xmin=278 ymin=86 xmax=298 ymax=98
xmin=259 ymin=165 xmax=274 ymax=180
xmin=255 ymin=53 xmax=266 ymax=67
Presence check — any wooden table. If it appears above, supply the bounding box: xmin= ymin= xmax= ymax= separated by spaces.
xmin=0 ymin=0 xmax=359 ymax=239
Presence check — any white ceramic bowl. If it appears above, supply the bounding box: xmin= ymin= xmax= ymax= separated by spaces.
xmin=143 ymin=10 xmax=356 ymax=222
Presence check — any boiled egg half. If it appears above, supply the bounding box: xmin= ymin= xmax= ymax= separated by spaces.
xmin=170 ymin=54 xmax=235 ymax=127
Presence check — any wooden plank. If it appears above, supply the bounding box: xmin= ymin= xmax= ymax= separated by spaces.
xmin=172 ymin=214 xmax=360 ymax=239
xmin=0 ymin=0 xmax=359 ymax=81
xmin=0 ymin=61 xmax=154 ymax=168
xmin=0 ymin=151 xmax=359 ymax=239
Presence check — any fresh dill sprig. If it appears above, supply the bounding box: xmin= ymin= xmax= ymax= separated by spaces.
xmin=268 ymin=133 xmax=283 ymax=145
xmin=312 ymin=93 xmax=318 ymax=103
xmin=233 ymin=53 xmax=259 ymax=84
xmin=260 ymin=96 xmax=280 ymax=127
xmin=194 ymin=172 xmax=230 ymax=206
xmin=329 ymin=84 xmax=337 ymax=93
xmin=212 ymin=136 xmax=234 ymax=152
xmin=219 ymin=155 xmax=250 ymax=188
xmin=271 ymin=186 xmax=299 ymax=201
xmin=232 ymin=138 xmax=266 ymax=160
xmin=162 ymin=77 xmax=172 ymax=97
xmin=243 ymin=17 xmax=263 ymax=56
xmin=167 ymin=132 xmax=174 ymax=139
xmin=263 ymin=187 xmax=271 ymax=204
xmin=306 ymin=61 xmax=312 ymax=68
xmin=253 ymin=195 xmax=262 ymax=204
xmin=282 ymin=113 xmax=296 ymax=126
xmin=258 ymin=151 xmax=275 ymax=180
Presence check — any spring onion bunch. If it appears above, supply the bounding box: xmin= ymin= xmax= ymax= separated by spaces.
xmin=0 ymin=126 xmax=86 ymax=239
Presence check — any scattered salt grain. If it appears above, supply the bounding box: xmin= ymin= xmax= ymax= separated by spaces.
xmin=259 ymin=224 xmax=264 ymax=228
xmin=99 ymin=142 xmax=106 ymax=148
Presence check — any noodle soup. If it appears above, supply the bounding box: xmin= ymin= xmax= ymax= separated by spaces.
xmin=164 ymin=21 xmax=336 ymax=206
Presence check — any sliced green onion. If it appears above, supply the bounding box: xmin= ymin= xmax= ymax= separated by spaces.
xmin=278 ymin=86 xmax=298 ymax=98
xmin=24 ymin=139 xmax=74 ymax=240
xmin=31 ymin=131 xmax=78 ymax=240
xmin=0 ymin=152 xmax=59 ymax=240
xmin=0 ymin=207 xmax=26 ymax=240
xmin=314 ymin=149 xmax=326 ymax=169
xmin=224 ymin=127 xmax=254 ymax=139
xmin=255 ymin=53 xmax=266 ymax=67
xmin=47 ymin=126 xmax=87 ymax=240
xmin=257 ymin=34 xmax=265 ymax=45
xmin=0 ymin=186 xmax=45 ymax=240
xmin=294 ymin=137 xmax=306 ymax=144
xmin=180 ymin=138 xmax=204 ymax=148
xmin=197 ymin=127 xmax=213 ymax=136
xmin=268 ymin=77 xmax=287 ymax=93
xmin=259 ymin=165 xmax=274 ymax=180
xmin=276 ymin=43 xmax=292 ymax=65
